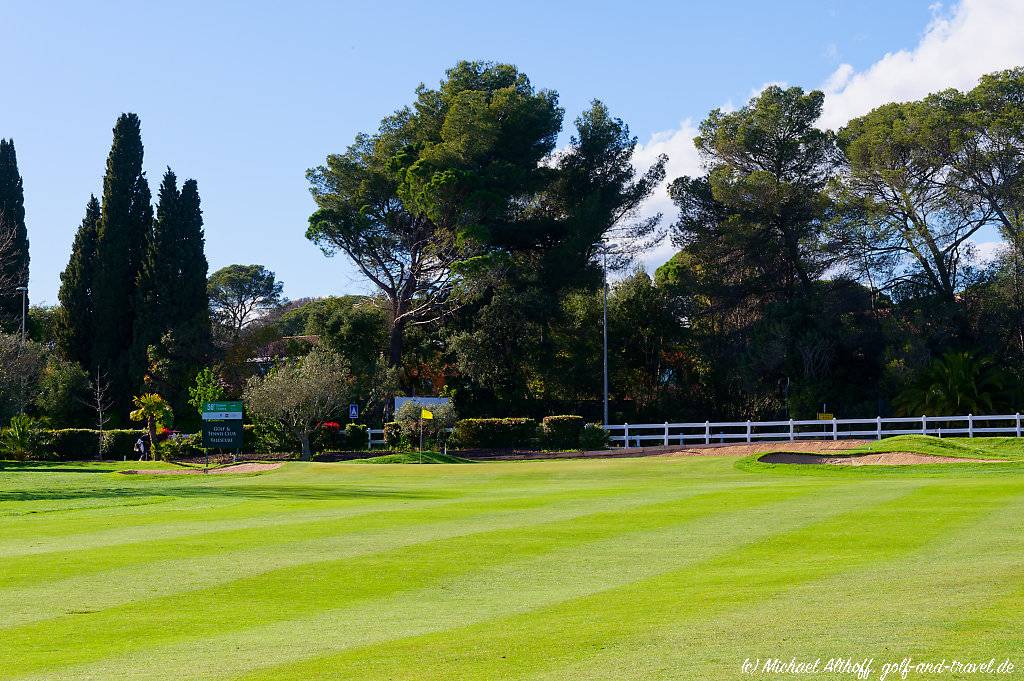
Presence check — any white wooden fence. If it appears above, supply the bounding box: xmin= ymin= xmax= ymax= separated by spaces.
xmin=604 ymin=414 xmax=1024 ymax=448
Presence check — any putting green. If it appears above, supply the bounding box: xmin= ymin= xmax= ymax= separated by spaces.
xmin=0 ymin=445 xmax=1022 ymax=680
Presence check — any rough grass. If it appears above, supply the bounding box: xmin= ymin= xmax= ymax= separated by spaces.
xmin=0 ymin=445 xmax=1022 ymax=679
xmin=848 ymin=435 xmax=1024 ymax=460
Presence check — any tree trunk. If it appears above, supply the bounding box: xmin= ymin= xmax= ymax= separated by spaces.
xmin=387 ymin=320 xmax=405 ymax=368
xmin=147 ymin=418 xmax=157 ymax=461
xmin=299 ymin=432 xmax=312 ymax=461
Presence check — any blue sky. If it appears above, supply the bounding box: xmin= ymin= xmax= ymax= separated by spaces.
xmin=1 ymin=0 xmax=1015 ymax=304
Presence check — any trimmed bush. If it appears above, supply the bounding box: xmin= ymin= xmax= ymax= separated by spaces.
xmin=580 ymin=423 xmax=610 ymax=450
xmin=47 ymin=429 xmax=103 ymax=460
xmin=158 ymin=433 xmax=202 ymax=461
xmin=100 ymin=429 xmax=144 ymax=458
xmin=541 ymin=415 xmax=585 ymax=450
xmin=344 ymin=423 xmax=369 ymax=450
xmin=383 ymin=421 xmax=402 ymax=448
xmin=451 ymin=418 xmax=538 ymax=450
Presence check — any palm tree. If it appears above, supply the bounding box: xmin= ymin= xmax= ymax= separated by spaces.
xmin=895 ymin=352 xmax=1005 ymax=416
xmin=129 ymin=393 xmax=173 ymax=460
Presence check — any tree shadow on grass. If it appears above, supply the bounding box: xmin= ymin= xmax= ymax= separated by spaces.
xmin=0 ymin=484 xmax=442 ymax=503
xmin=0 ymin=461 xmax=123 ymax=474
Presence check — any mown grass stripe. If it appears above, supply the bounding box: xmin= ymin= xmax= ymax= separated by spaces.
xmin=0 ymin=479 xmax=836 ymax=679
xmin=524 ymin=483 xmax=1024 ymax=680
xmin=0 ymin=480 xmax=732 ymax=627
xmin=13 ymin=478 xmax=902 ymax=681
xmin=226 ymin=480 xmax=1020 ymax=681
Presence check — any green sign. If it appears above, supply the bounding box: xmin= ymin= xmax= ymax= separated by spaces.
xmin=202 ymin=401 xmax=243 ymax=415
xmin=202 ymin=401 xmax=244 ymax=449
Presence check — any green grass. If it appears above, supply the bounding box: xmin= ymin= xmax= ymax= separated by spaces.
xmin=353 ymin=450 xmax=472 ymax=464
xmin=1 ymin=442 xmax=1022 ymax=679
xmin=847 ymin=435 xmax=1024 ymax=460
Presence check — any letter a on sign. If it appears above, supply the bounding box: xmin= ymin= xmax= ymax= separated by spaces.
xmin=349 ymin=403 xmax=359 ymax=419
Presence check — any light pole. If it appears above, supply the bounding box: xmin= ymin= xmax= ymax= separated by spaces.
xmin=15 ymin=286 xmax=27 ymax=343
xmin=601 ymin=247 xmax=609 ymax=426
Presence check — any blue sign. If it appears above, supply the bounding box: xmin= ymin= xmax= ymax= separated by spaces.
xmin=349 ymin=403 xmax=359 ymax=419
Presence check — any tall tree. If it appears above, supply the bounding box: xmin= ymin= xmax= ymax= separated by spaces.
xmin=56 ymin=196 xmax=101 ymax=366
xmin=132 ymin=169 xmax=181 ymax=382
xmin=836 ymin=101 xmax=989 ymax=301
xmin=91 ymin=113 xmax=153 ymax=404
xmin=0 ymin=139 xmax=29 ymax=331
xmin=208 ymin=264 xmax=285 ymax=340
xmin=307 ymin=61 xmax=564 ymax=371
xmin=133 ymin=171 xmax=211 ymax=409
xmin=670 ymin=86 xmax=839 ymax=304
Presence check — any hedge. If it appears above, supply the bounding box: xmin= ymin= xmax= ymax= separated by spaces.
xmin=47 ymin=429 xmax=103 ymax=460
xmin=38 ymin=428 xmax=143 ymax=460
xmin=100 ymin=430 xmax=145 ymax=458
xmin=451 ymin=418 xmax=538 ymax=449
xmin=541 ymin=415 xmax=585 ymax=450
xmin=579 ymin=423 xmax=610 ymax=450
xmin=344 ymin=423 xmax=369 ymax=450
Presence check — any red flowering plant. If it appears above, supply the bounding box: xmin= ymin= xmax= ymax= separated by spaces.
xmin=319 ymin=421 xmax=341 ymax=431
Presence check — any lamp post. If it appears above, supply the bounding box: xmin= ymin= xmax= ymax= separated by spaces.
xmin=15 ymin=286 xmax=27 ymax=343
xmin=601 ymin=247 xmax=609 ymax=426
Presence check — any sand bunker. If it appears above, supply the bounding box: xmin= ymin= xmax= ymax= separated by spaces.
xmin=759 ymin=452 xmax=1001 ymax=466
xmin=121 ymin=463 xmax=283 ymax=475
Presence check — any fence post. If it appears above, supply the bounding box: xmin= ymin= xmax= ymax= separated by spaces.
xmin=789 ymin=418 xmax=794 ymax=441
xmin=921 ymin=415 xmax=927 ymax=435
xmin=623 ymin=423 xmax=629 ymax=448
xmin=664 ymin=422 xmax=669 ymax=446
xmin=968 ymin=413 xmax=974 ymax=438
xmin=367 ymin=428 xmax=373 ymax=450
xmin=705 ymin=421 xmax=710 ymax=445
xmin=746 ymin=420 xmax=751 ymax=443
xmin=1017 ymin=413 xmax=1021 ymax=438
xmin=876 ymin=416 xmax=882 ymax=440
xmin=832 ymin=417 xmax=838 ymax=441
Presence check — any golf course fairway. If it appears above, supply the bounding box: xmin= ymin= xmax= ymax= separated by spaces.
xmin=1 ymin=447 xmax=1022 ymax=680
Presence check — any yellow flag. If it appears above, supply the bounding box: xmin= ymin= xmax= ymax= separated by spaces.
xmin=421 ymin=408 xmax=434 ymax=420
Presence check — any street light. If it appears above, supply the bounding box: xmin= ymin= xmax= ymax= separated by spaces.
xmin=15 ymin=286 xmax=27 ymax=343
xmin=601 ymin=247 xmax=609 ymax=426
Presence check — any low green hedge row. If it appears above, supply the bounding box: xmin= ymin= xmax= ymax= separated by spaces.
xmin=448 ymin=416 xmax=609 ymax=451
xmin=46 ymin=429 xmax=144 ymax=460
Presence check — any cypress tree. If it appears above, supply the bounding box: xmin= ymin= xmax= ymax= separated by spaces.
xmin=175 ymin=178 xmax=211 ymax=342
xmin=134 ymin=174 xmax=211 ymax=410
xmin=0 ymin=139 xmax=29 ymax=332
xmin=57 ymin=196 xmax=101 ymax=366
xmin=91 ymin=113 xmax=153 ymax=403
xmin=131 ymin=169 xmax=179 ymax=384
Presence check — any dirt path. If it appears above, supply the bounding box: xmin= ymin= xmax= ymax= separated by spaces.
xmin=120 ymin=463 xmax=284 ymax=475
xmin=759 ymin=452 xmax=1001 ymax=466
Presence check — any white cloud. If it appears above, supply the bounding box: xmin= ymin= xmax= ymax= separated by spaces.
xmin=630 ymin=120 xmax=703 ymax=273
xmin=973 ymin=240 xmax=1004 ymax=263
xmin=819 ymin=0 xmax=1024 ymax=129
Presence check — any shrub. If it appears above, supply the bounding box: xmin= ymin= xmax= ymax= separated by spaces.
xmin=541 ymin=415 xmax=585 ymax=450
xmin=0 ymin=415 xmax=47 ymax=461
xmin=579 ymin=423 xmax=610 ymax=450
xmin=100 ymin=429 xmax=144 ymax=459
xmin=344 ymin=423 xmax=369 ymax=450
xmin=383 ymin=421 xmax=402 ymax=448
xmin=47 ymin=429 xmax=103 ymax=460
xmin=158 ymin=433 xmax=202 ymax=461
xmin=450 ymin=418 xmax=538 ymax=450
